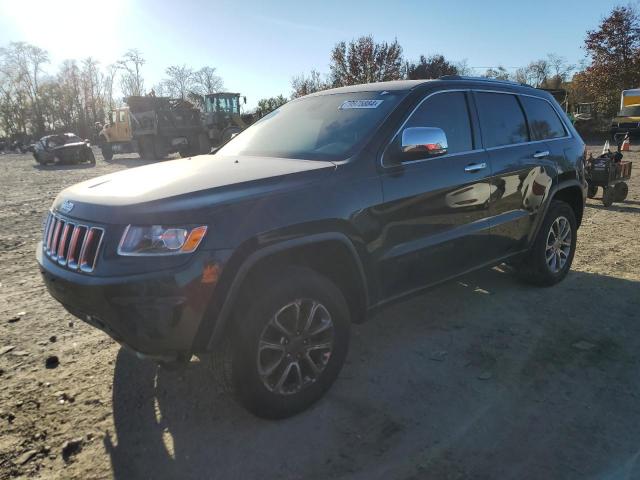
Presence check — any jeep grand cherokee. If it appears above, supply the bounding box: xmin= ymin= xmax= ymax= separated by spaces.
xmin=38 ymin=77 xmax=587 ymax=418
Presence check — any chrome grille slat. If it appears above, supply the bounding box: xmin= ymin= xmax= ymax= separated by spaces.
xmin=50 ymin=219 xmax=64 ymax=260
xmin=57 ymin=223 xmax=72 ymax=266
xmin=42 ymin=212 xmax=104 ymax=273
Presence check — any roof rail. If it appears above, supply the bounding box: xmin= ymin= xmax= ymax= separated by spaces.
xmin=439 ymin=75 xmax=531 ymax=88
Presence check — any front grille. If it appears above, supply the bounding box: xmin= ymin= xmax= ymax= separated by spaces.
xmin=43 ymin=212 xmax=104 ymax=273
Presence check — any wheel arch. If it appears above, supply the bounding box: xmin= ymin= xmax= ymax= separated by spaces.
xmin=552 ymin=183 xmax=585 ymax=227
xmin=202 ymin=233 xmax=369 ymax=352
xmin=526 ymin=180 xmax=585 ymax=248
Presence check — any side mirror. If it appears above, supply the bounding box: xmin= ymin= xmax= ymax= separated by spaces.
xmin=401 ymin=127 xmax=448 ymax=157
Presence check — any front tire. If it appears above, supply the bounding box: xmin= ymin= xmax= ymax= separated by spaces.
xmin=86 ymin=148 xmax=96 ymax=165
xmin=220 ymin=266 xmax=350 ymax=419
xmin=515 ymin=200 xmax=577 ymax=286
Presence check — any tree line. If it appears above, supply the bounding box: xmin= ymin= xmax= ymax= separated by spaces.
xmin=0 ymin=45 xmax=224 ymax=140
xmin=260 ymin=5 xmax=640 ymax=120
xmin=2 ymin=4 xmax=639 ymax=140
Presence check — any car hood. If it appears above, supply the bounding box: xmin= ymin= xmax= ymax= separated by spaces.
xmin=53 ymin=154 xmax=335 ymax=213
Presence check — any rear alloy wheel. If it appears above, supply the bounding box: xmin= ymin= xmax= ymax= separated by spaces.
xmin=545 ymin=216 xmax=572 ymax=274
xmin=217 ymin=266 xmax=350 ymax=419
xmin=515 ymin=200 xmax=577 ymax=286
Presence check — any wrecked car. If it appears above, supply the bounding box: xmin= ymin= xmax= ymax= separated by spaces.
xmin=33 ymin=133 xmax=95 ymax=166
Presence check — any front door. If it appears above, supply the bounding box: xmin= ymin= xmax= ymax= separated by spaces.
xmin=374 ymin=90 xmax=494 ymax=300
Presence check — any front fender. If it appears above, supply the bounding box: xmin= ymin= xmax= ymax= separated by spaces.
xmin=196 ymin=232 xmax=368 ymax=352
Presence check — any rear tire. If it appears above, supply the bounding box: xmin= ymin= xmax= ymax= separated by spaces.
xmin=587 ymin=184 xmax=597 ymax=199
xmin=514 ymin=200 xmax=577 ymax=286
xmin=138 ymin=136 xmax=156 ymax=160
xmin=613 ymin=182 xmax=628 ymax=202
xmin=215 ymin=266 xmax=350 ymax=419
xmin=198 ymin=133 xmax=210 ymax=155
xmin=101 ymin=143 xmax=113 ymax=161
xmin=602 ymin=186 xmax=615 ymax=207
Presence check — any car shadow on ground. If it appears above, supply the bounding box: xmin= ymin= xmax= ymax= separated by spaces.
xmin=586 ymin=202 xmax=640 ymax=214
xmin=32 ymin=163 xmax=96 ymax=171
xmin=105 ymin=268 xmax=640 ymax=480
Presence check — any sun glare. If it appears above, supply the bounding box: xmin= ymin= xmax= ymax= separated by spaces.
xmin=3 ymin=0 xmax=126 ymax=62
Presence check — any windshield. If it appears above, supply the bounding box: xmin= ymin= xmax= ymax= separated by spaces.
xmin=205 ymin=95 xmax=240 ymax=114
xmin=619 ymin=105 xmax=640 ymax=116
xmin=216 ymin=91 xmax=406 ymax=161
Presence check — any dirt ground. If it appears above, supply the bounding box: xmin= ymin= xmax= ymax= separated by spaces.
xmin=0 ymin=145 xmax=639 ymax=480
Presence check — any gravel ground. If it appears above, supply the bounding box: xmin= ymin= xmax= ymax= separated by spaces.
xmin=0 ymin=145 xmax=639 ymax=479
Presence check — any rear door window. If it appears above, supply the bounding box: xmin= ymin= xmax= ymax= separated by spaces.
xmin=475 ymin=92 xmax=528 ymax=148
xmin=520 ymin=95 xmax=567 ymax=140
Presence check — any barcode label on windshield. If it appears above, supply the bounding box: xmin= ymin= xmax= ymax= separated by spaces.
xmin=339 ymin=100 xmax=383 ymax=110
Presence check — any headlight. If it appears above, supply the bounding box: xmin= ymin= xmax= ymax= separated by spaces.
xmin=118 ymin=225 xmax=207 ymax=256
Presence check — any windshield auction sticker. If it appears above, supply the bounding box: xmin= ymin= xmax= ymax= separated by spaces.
xmin=339 ymin=100 xmax=383 ymax=110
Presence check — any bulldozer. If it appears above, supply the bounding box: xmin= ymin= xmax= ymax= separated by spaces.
xmin=202 ymin=93 xmax=252 ymax=147
xmin=99 ymin=96 xmax=209 ymax=161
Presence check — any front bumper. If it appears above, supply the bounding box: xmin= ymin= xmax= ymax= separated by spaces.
xmin=37 ymin=243 xmax=231 ymax=359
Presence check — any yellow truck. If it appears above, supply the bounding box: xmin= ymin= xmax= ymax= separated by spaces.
xmin=610 ymin=88 xmax=640 ymax=140
xmin=99 ymin=96 xmax=210 ymax=161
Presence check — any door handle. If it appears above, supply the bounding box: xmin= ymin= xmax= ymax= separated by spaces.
xmin=533 ymin=150 xmax=550 ymax=159
xmin=464 ymin=162 xmax=487 ymax=172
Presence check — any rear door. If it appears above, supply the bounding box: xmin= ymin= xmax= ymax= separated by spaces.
xmin=376 ymin=90 xmax=494 ymax=299
xmin=474 ymin=91 xmax=557 ymax=256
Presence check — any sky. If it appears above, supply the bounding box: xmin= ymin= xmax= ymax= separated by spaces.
xmin=0 ymin=0 xmax=633 ymax=109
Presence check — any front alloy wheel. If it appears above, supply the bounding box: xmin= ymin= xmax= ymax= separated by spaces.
xmin=223 ymin=266 xmax=350 ymax=419
xmin=257 ymin=299 xmax=334 ymax=395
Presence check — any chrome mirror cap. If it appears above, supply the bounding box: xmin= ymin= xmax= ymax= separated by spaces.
xmin=401 ymin=127 xmax=448 ymax=157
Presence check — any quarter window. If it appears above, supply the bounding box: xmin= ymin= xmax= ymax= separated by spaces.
xmin=404 ymin=91 xmax=473 ymax=155
xmin=475 ymin=92 xmax=528 ymax=147
xmin=520 ymin=96 xmax=567 ymax=140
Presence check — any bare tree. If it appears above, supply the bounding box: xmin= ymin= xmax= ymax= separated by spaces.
xmin=0 ymin=42 xmax=49 ymax=135
xmin=546 ymin=53 xmax=574 ymax=88
xmin=117 ymin=49 xmax=145 ymax=97
xmin=483 ymin=66 xmax=510 ymax=80
xmin=192 ymin=66 xmax=223 ymax=96
xmin=103 ymin=64 xmax=118 ymax=111
xmin=454 ymin=59 xmax=473 ymax=76
xmin=162 ymin=65 xmax=194 ymax=100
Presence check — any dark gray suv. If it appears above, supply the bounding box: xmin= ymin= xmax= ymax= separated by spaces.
xmin=39 ymin=76 xmax=587 ymax=418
